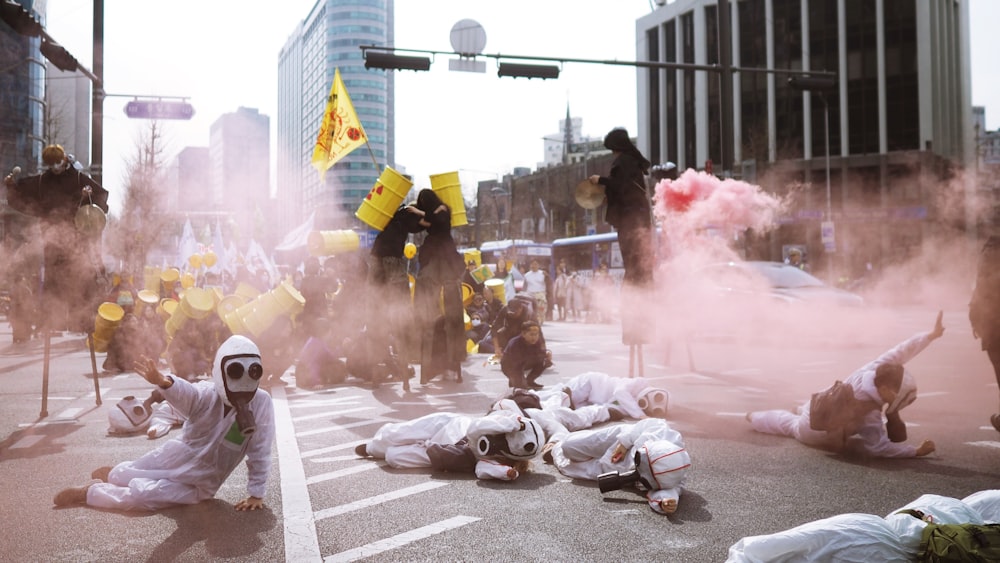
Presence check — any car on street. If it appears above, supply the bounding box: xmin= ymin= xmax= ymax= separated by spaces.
xmin=699 ymin=260 xmax=865 ymax=308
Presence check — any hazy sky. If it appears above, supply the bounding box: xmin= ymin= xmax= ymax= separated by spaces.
xmin=42 ymin=0 xmax=1000 ymax=220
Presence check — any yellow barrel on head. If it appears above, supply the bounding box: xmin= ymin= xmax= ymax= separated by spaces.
xmin=308 ymin=230 xmax=360 ymax=256
xmin=143 ymin=266 xmax=162 ymax=294
xmin=92 ymin=302 xmax=125 ymax=352
xmin=430 ymin=171 xmax=467 ymax=227
xmin=135 ymin=289 xmax=159 ymax=318
xmin=178 ymin=287 xmax=214 ymax=320
xmin=157 ymin=298 xmax=178 ymax=321
xmin=356 ymin=166 xmax=413 ymax=231
xmin=217 ymin=295 xmax=244 ymax=322
xmin=484 ymin=278 xmax=506 ymax=305
xmin=464 ymin=249 xmax=481 ymax=266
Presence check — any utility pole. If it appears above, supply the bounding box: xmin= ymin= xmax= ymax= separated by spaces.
xmin=91 ymin=0 xmax=103 ymax=184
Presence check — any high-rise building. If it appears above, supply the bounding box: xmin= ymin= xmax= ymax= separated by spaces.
xmin=44 ymin=62 xmax=92 ymax=167
xmin=0 ymin=0 xmax=45 ymax=174
xmin=209 ymin=107 xmax=270 ymax=244
xmin=635 ymin=0 xmax=973 ymax=278
xmin=277 ymin=0 xmax=394 ymax=234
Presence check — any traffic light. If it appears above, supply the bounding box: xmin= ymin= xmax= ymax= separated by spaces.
xmin=364 ymin=51 xmax=431 ymax=72
xmin=40 ymin=38 xmax=79 ymax=72
xmin=497 ymin=62 xmax=559 ymax=80
xmin=0 ymin=0 xmax=42 ymax=37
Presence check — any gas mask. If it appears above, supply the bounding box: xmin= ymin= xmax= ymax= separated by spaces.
xmin=598 ymin=440 xmax=690 ymax=493
xmin=48 ymin=159 xmax=70 ymax=174
xmin=108 ymin=396 xmax=151 ymax=435
xmin=637 ymin=387 xmax=670 ymax=419
xmin=471 ymin=318 xmax=482 ymax=327
xmin=213 ymin=335 xmax=264 ymax=435
xmin=475 ymin=417 xmax=545 ymax=461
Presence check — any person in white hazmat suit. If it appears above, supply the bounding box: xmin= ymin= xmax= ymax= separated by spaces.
xmin=746 ymin=311 xmax=944 ymax=458
xmin=725 ymin=489 xmax=1000 ymax=562
xmin=356 ymin=398 xmax=545 ymax=480
xmin=546 ymin=418 xmax=690 ymax=515
xmin=53 ymin=335 xmax=275 ymax=511
xmin=532 ymin=371 xmax=671 ymax=420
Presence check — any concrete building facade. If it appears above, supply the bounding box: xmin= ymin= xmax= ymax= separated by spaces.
xmin=634 ymin=0 xmax=974 ymax=281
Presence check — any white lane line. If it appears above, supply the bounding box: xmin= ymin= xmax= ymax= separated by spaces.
xmin=967 ymin=441 xmax=1000 ymax=449
xmin=310 ymin=454 xmax=363 ymax=463
xmin=17 ymin=419 xmax=78 ymax=428
xmin=289 ymin=396 xmax=366 ymax=409
xmin=717 ymin=412 xmax=750 ymax=418
xmin=56 ymin=407 xmax=83 ymax=419
xmin=392 ymin=402 xmax=457 ymax=410
xmin=314 ymin=481 xmax=449 ymax=521
xmin=323 ymin=515 xmax=480 ymax=563
xmin=292 ymin=406 xmax=376 ymax=423
xmin=720 ymin=368 xmax=761 ymax=376
xmin=270 ymin=384 xmax=322 ymax=563
xmin=917 ymin=391 xmax=948 ymax=398
xmin=10 ymin=435 xmax=46 ymax=449
xmin=296 ymin=419 xmax=388 ymax=438
xmin=301 ymin=439 xmax=366 ymax=459
xmin=306 ymin=463 xmax=380 ymax=485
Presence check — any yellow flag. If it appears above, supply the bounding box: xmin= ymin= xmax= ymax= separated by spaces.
xmin=311 ymin=68 xmax=368 ymax=177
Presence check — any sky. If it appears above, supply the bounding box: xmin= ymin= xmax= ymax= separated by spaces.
xmin=41 ymin=0 xmax=1000 ymax=223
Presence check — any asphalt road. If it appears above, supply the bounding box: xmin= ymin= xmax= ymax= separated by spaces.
xmin=1 ymin=304 xmax=998 ymax=562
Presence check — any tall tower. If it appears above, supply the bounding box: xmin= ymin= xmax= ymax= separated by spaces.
xmin=277 ymin=0 xmax=395 ymax=233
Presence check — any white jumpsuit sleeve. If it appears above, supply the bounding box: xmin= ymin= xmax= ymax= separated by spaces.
xmin=647 ymin=488 xmax=680 ymax=514
xmin=851 ymin=410 xmax=917 ymax=458
xmin=475 ymin=458 xmax=516 ymax=480
xmin=873 ymin=331 xmax=935 ymax=367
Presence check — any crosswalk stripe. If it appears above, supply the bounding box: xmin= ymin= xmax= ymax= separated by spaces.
xmin=296 ymin=419 xmax=387 ymax=438
xmin=314 ymin=481 xmax=449 ymax=521
xmin=966 ymin=441 xmax=1000 ymax=449
xmin=292 ymin=406 xmax=375 ymax=423
xmin=301 ymin=439 xmax=366 ymax=459
xmin=322 ymin=515 xmax=480 ymax=562
xmin=306 ymin=463 xmax=379 ymax=485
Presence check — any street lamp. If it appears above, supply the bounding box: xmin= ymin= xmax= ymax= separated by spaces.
xmin=491 ymin=186 xmax=508 ymax=239
xmin=788 ymin=75 xmax=837 ymax=280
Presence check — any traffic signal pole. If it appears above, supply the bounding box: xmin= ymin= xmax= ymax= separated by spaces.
xmin=92 ymin=0 xmax=103 ymax=184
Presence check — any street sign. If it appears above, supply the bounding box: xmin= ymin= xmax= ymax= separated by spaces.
xmin=124 ymin=100 xmax=195 ymax=120
xmin=821 ymin=220 xmax=836 ymax=252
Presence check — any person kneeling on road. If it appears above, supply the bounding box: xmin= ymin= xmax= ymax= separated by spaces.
xmin=746 ymin=311 xmax=945 ymax=458
xmin=500 ymin=320 xmax=552 ymax=389
xmin=53 ymin=335 xmax=275 ymax=511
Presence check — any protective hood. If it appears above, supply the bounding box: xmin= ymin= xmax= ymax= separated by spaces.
xmin=886 ymin=372 xmax=917 ymax=415
xmin=213 ymin=335 xmax=263 ymax=435
xmin=635 ymin=440 xmax=691 ymax=492
xmin=475 ymin=416 xmax=545 ymax=461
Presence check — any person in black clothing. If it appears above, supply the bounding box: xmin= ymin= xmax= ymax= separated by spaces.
xmin=487 ymin=298 xmax=543 ymax=357
xmin=970 ymin=233 xmax=1000 ymax=432
xmin=363 ymin=204 xmax=423 ymax=387
xmin=588 ymin=128 xmax=653 ymax=286
xmin=500 ymin=320 xmax=551 ymax=389
xmin=409 ymin=189 xmax=466 ymax=384
xmin=587 ymin=128 xmax=653 ymax=344
xmin=4 ymin=144 xmax=110 ymax=332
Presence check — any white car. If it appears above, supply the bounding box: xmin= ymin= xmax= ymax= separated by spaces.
xmin=700 ymin=261 xmax=864 ymax=308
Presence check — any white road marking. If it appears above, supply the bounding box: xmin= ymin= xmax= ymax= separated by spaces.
xmin=323 ymin=515 xmax=480 ymax=563
xmin=270 ymin=384 xmax=322 ymax=562
xmin=717 ymin=412 xmax=751 ymax=418
xmin=289 ymin=396 xmax=365 ymax=409
xmin=292 ymin=406 xmax=376 ymax=423
xmin=305 ymin=463 xmax=380 ymax=485
xmin=301 ymin=439 xmax=367 ymax=459
xmin=314 ymin=481 xmax=449 ymax=521
xmin=10 ymin=435 xmax=46 ymax=449
xmin=56 ymin=407 xmax=83 ymax=419
xmin=310 ymin=454 xmax=364 ymax=463
xmin=966 ymin=441 xmax=1000 ymax=449
xmin=296 ymin=419 xmax=388 ymax=438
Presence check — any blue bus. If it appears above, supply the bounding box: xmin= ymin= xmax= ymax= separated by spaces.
xmin=550 ymin=232 xmax=624 ymax=285
xmin=478 ymin=239 xmax=553 ymax=271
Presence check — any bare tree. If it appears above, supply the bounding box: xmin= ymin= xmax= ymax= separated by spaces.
xmin=104 ymin=121 xmax=173 ymax=276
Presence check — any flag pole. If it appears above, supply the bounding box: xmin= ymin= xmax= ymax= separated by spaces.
xmin=365 ymin=139 xmax=379 ymax=169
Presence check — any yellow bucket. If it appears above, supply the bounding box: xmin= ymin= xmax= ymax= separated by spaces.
xmin=92 ymin=302 xmax=124 ymax=353
xmin=307 ymin=230 xmax=360 ymax=256
xmin=223 ymin=309 xmax=251 ymax=337
xmin=135 ymin=289 xmax=159 ymax=318
xmin=271 ymin=281 xmax=306 ymax=314
xmin=484 ymin=278 xmax=506 ymax=305
xmin=355 ymin=166 xmax=413 ymax=231
xmin=430 ymin=171 xmax=467 ymax=227
xmin=234 ymin=282 xmax=260 ymax=303
xmin=179 ymin=287 xmax=215 ymax=320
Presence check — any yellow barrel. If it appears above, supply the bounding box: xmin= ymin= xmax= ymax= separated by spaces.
xmin=234 ymin=282 xmax=260 ymax=303
xmin=484 ymin=278 xmax=506 ymax=305
xmin=307 ymin=230 xmax=361 ymax=256
xmin=464 ymin=249 xmax=481 ymax=266
xmin=179 ymin=287 xmax=215 ymax=320
xmin=223 ymin=309 xmax=251 ymax=337
xmin=355 ymin=166 xmax=413 ymax=231
xmin=93 ymin=302 xmax=125 ymax=353
xmin=461 ymin=283 xmax=475 ymax=306
xmin=180 ymin=272 xmax=196 ymax=289
xmin=160 ymin=267 xmax=180 ymax=284
xmin=430 ymin=171 xmax=468 ymax=227
xmin=157 ymin=298 xmax=178 ymax=321
xmin=217 ymin=295 xmax=243 ymax=321
xmin=165 ymin=306 xmax=188 ymax=338
xmin=143 ymin=266 xmax=162 ymax=294
xmin=135 ymin=289 xmax=159 ymax=318
xmin=271 ymin=281 xmax=306 ymax=314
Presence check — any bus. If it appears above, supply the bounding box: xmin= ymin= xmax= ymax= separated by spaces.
xmin=550 ymin=232 xmax=624 ymax=286
xmin=478 ymin=239 xmax=553 ymax=271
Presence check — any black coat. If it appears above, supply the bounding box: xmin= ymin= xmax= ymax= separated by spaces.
xmin=971 ymin=235 xmax=1000 ymax=351
xmin=599 ymin=152 xmax=651 ymax=230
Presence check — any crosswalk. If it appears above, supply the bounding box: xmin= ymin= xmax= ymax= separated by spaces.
xmin=272 ymin=384 xmax=483 ymax=562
